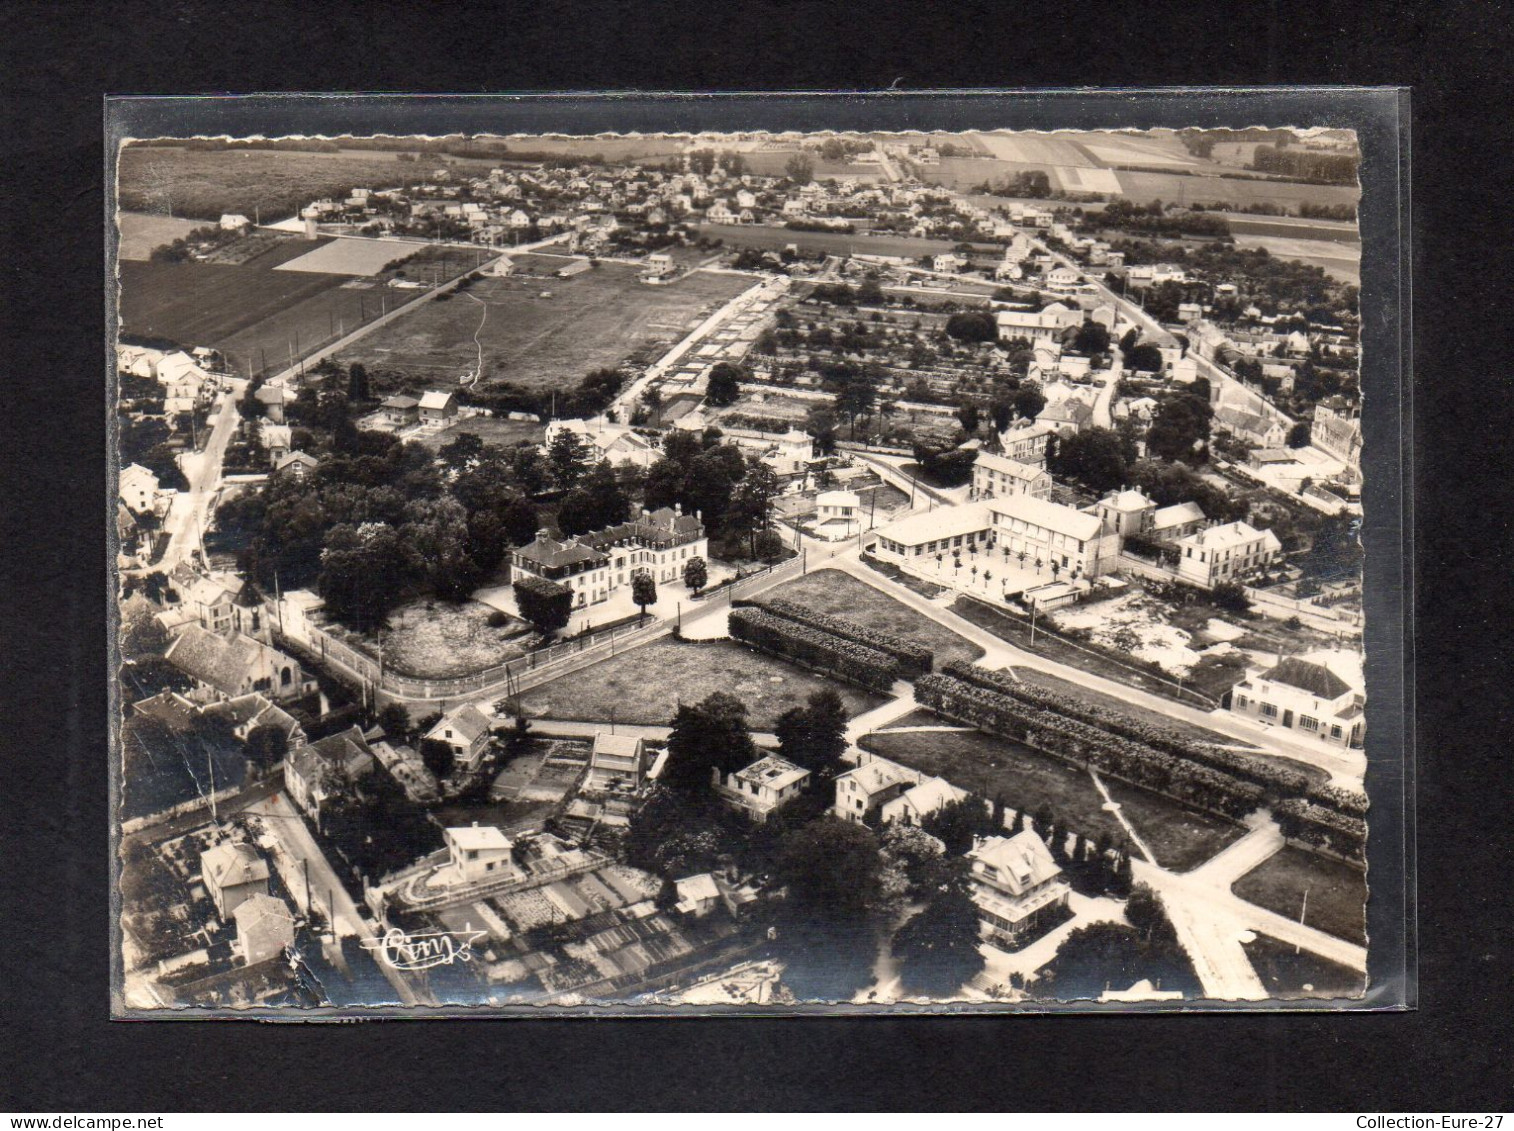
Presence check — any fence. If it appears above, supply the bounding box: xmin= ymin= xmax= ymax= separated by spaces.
xmin=276 ymin=614 xmax=666 ymax=705
xmin=389 ymin=849 xmax=612 ymax=915
xmin=121 ymin=781 xmax=253 ymax=836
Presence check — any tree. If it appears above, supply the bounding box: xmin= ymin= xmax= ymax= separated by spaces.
xmin=774 ymin=689 xmax=849 ymax=776
xmin=1073 ymin=320 xmax=1111 ymax=356
xmin=438 ymin=430 xmax=485 ymax=470
xmin=511 ymin=443 xmax=550 ymax=495
xmin=956 ymin=400 xmax=981 ymax=435
xmin=784 ymin=154 xmax=815 ymax=184
xmin=631 ymin=570 xmax=657 ymax=621
xmin=1126 ymin=342 xmax=1165 ymax=372
xmin=1013 ymin=381 xmax=1046 ymax=421
xmin=1051 ymin=426 xmax=1131 ymax=493
xmin=1146 ymin=392 xmax=1213 ymax=463
xmin=419 ymin=737 xmax=455 ymax=781
xmin=922 ymin=795 xmax=995 ymax=856
xmin=891 ymin=863 xmax=987 ymax=996
xmin=944 ymin=311 xmax=998 ymax=343
xmin=513 ymin=575 xmax=573 ymax=637
xmin=753 ymin=528 xmax=787 ymax=564
xmin=663 ymin=691 xmax=757 ymax=791
xmin=655 ymin=876 xmax=680 ymax=913
xmin=1287 ymin=421 xmax=1311 ymax=448
xmin=776 ymin=817 xmax=882 ymax=918
xmin=682 ymin=555 xmax=708 ymax=594
xmin=346 ymin=362 xmax=371 ymax=401
xmin=856 ymin=274 xmax=885 ymax=306
xmin=378 ymin=703 xmax=412 ymax=743
xmin=548 ymin=429 xmax=591 ymax=488
xmin=243 ymin=724 xmax=288 ymax=777
xmin=705 ymin=362 xmax=744 ymax=407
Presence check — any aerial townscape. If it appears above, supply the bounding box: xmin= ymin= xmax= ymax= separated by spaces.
xmin=114 ymin=127 xmax=1368 ymax=1011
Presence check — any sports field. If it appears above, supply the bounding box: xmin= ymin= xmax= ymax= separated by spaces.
xmin=333 ymin=266 xmax=752 ymax=392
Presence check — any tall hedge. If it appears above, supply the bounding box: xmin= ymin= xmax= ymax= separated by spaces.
xmin=729 ymin=606 xmax=900 ymax=694
xmin=938 ymin=660 xmax=1367 ymax=818
xmin=753 ymin=597 xmax=935 ymax=678
xmin=1274 ymin=798 xmax=1366 ymax=863
xmin=916 ymin=672 xmax=1264 ymax=821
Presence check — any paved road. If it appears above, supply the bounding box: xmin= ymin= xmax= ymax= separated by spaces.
xmin=161 ymin=379 xmax=247 ymax=570
xmin=246 ymin=791 xmax=425 ymax=1007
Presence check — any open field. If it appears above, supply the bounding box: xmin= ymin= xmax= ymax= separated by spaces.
xmin=416 ymin=415 xmax=546 ymax=451
xmin=761 ymin=568 xmax=983 ymax=668
xmin=515 ymin=638 xmax=883 ymax=729
xmin=119 ymin=145 xmax=440 ymax=223
xmin=1231 ymin=236 xmax=1361 ymax=285
xmin=116 ymin=212 xmax=211 ymax=261
xmin=120 ymin=258 xmax=348 ymax=351
xmin=1231 ymin=845 xmax=1367 ymax=946
xmin=276 ymin=236 xmax=426 ymax=276
xmin=860 ymin=727 xmax=1241 ymax=871
xmin=1242 ymin=934 xmax=1366 ymax=998
xmin=334 ymin=268 xmax=751 ymax=392
xmin=694 ymin=223 xmax=961 ymax=259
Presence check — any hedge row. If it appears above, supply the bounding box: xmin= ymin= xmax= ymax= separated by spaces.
xmin=916 ymin=673 xmax=1264 ymax=821
xmin=1274 ymin=798 xmax=1367 ymax=862
xmin=754 ymin=597 xmax=934 ymax=678
xmin=938 ymin=660 xmax=1368 ymax=818
xmin=729 ymin=606 xmax=900 ymax=694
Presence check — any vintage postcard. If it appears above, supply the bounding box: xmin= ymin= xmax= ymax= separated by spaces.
xmin=112 ymin=116 xmax=1383 ymax=1013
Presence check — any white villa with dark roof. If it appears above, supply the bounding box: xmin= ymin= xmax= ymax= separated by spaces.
xmin=1228 ymin=656 xmax=1365 ymax=749
xmin=508 ymin=506 xmax=708 ymax=609
xmin=879 ymin=775 xmax=970 ymax=827
xmin=833 ymin=756 xmax=925 ymax=824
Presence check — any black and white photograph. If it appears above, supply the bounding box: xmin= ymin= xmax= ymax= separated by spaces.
xmin=110 ymin=116 xmax=1386 ymax=1014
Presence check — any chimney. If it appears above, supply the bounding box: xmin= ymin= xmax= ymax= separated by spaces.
xmin=535 ymin=529 xmax=550 ymax=543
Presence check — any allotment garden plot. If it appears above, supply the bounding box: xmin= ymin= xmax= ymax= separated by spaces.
xmin=333 ymin=266 xmax=753 ymax=394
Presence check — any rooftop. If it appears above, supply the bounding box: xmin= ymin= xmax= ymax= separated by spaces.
xmin=837 ymin=756 xmax=922 ymax=797
xmin=876 ymin=502 xmax=991 ymax=548
xmin=1262 ymin=657 xmax=1354 ymax=700
xmin=988 ymin=493 xmax=1104 ymax=542
xmin=446 ymin=824 xmax=513 ymax=853
xmin=201 ymin=842 xmax=269 ymax=892
xmin=970 ymin=831 xmax=1062 ymax=896
xmin=733 ymin=755 xmax=810 ymax=793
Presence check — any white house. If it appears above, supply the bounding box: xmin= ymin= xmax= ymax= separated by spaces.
xmin=417 ymin=390 xmax=458 ymax=426
xmin=987 ymin=494 xmax=1122 ymax=579
xmin=712 ymin=755 xmax=810 ymax=822
xmin=972 ymin=451 xmax=1052 ymax=501
xmin=1228 ymin=656 xmax=1364 ymax=749
xmin=219 ymin=213 xmax=252 ymax=231
xmin=645 ymin=252 xmax=675 ymax=279
xmin=673 ymin=873 xmax=722 ymax=917
xmin=444 ymin=824 xmax=517 ymax=885
xmin=544 ymin=417 xmax=659 ymax=470
xmin=586 ymin=733 xmax=645 ymax=792
xmin=424 ymin=703 xmax=494 ymax=773
xmin=833 ymin=756 xmax=924 ymax=823
xmin=200 ymin=842 xmax=269 ymax=921
xmin=998 ymin=420 xmax=1058 ymax=466
xmin=814 ymin=489 xmax=861 ymax=539
xmin=967 ymin=832 xmax=1071 ymax=949
xmin=879 ymin=776 xmax=970 ymax=827
xmin=119 ymin=463 xmax=161 ymax=515
xmin=232 ymin=893 xmax=295 ymax=966
xmin=1174 ymin=521 xmax=1282 ymax=588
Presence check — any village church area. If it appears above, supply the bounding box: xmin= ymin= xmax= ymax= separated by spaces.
xmin=115 ymin=127 xmax=1369 ymax=1009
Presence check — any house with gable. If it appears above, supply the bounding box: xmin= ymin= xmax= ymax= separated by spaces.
xmin=200 ymin=842 xmax=270 ymax=920
xmin=1228 ymin=655 xmax=1364 ymax=749
xmin=423 ymin=703 xmax=494 ymax=773
xmin=164 ymin=625 xmax=314 ymax=705
xmin=967 ymin=831 xmax=1071 ymax=949
xmin=833 ymin=756 xmax=925 ymax=824
xmin=284 ymin=726 xmax=377 ymax=821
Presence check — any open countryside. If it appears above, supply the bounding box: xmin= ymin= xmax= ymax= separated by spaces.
xmin=333 ymin=262 xmax=752 ymax=392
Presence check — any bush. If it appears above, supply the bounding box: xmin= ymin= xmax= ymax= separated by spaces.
xmin=729 ymin=606 xmax=899 ymax=693
xmin=1274 ymin=798 xmax=1366 ymax=862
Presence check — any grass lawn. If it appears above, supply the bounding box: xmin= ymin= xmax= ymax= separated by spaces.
xmin=1009 ymin=667 xmax=1264 ymax=754
xmin=515 ymin=638 xmax=882 ymax=730
xmin=376 ymin=599 xmax=531 ymax=679
xmin=763 ymin=568 xmax=983 ymax=668
xmin=859 ymin=554 xmax=947 ymax=599
xmin=117 ymin=211 xmax=212 ymax=261
xmin=335 ymin=268 xmax=752 ymax=394
xmin=1230 ymin=845 xmax=1367 ymax=946
xmin=1242 ymin=934 xmax=1366 ymax=999
xmin=417 ymin=415 xmax=545 ymax=451
xmin=859 ymin=727 xmax=1240 ymax=871
xmin=951 ymin=595 xmax=1215 ymax=708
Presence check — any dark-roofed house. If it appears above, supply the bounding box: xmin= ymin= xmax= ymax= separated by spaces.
xmin=201 ymin=842 xmax=270 ymax=920
xmin=508 ymin=506 xmax=707 ymax=610
xmin=424 ymin=703 xmax=494 ymax=772
xmin=272 ymin=450 xmax=320 ymax=481
xmin=284 ymin=726 xmax=377 ymax=820
xmin=164 ymin=625 xmax=315 ymax=705
xmin=1228 ymin=656 xmax=1364 ymax=749
xmin=381 ymin=394 xmax=420 ymax=427
xmin=205 ymin=692 xmax=307 ymax=749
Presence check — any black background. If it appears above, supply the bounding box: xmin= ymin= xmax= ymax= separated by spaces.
xmin=2 ymin=0 xmax=1509 ymax=1112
